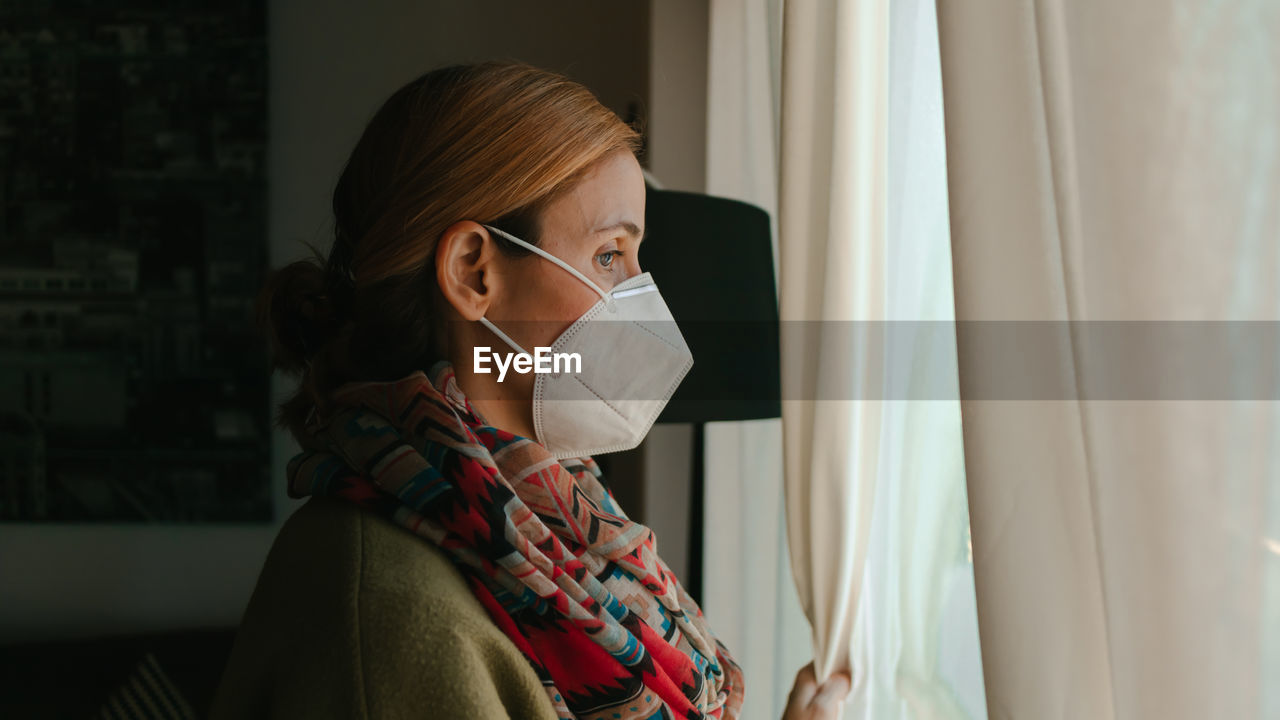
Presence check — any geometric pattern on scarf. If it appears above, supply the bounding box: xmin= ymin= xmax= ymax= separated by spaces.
xmin=286 ymin=361 xmax=745 ymax=720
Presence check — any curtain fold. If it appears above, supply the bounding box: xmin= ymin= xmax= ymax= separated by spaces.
xmin=707 ymin=1 xmax=986 ymax=717
xmin=935 ymin=1 xmax=1280 ymax=717
xmin=701 ymin=420 xmax=810 ymax=720
xmin=704 ymin=2 xmax=812 ymax=719
xmin=777 ymin=0 xmax=889 ymax=685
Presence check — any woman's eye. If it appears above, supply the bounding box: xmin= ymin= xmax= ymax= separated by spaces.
xmin=595 ymin=250 xmax=623 ymax=269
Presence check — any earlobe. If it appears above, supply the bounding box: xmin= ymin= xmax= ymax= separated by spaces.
xmin=435 ymin=221 xmax=496 ymax=321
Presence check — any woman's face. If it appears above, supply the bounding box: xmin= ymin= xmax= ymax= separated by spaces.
xmin=436 ymin=147 xmax=647 ymax=437
xmin=485 ymin=148 xmax=647 ymax=342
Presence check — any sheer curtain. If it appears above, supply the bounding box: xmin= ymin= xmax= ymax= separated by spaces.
xmin=704 ymin=1 xmax=985 ymax=718
xmin=704 ymin=3 xmax=811 ymax=719
xmin=935 ymin=1 xmax=1280 ymax=717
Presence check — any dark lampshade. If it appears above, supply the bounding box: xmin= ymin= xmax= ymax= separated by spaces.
xmin=641 ymin=185 xmax=781 ymax=423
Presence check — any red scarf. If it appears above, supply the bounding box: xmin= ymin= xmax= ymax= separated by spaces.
xmin=287 ymin=362 xmax=744 ymax=719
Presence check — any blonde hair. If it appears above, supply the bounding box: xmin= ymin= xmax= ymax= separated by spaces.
xmin=256 ymin=60 xmax=644 ymax=444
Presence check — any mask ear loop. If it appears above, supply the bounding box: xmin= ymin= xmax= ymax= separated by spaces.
xmin=478 ymin=316 xmax=528 ymax=356
xmin=482 ymin=224 xmax=617 ymax=312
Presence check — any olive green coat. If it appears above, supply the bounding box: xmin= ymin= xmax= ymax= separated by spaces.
xmin=211 ymin=496 xmax=560 ymax=720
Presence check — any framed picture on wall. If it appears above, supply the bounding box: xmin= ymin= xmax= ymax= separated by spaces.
xmin=0 ymin=0 xmax=271 ymax=523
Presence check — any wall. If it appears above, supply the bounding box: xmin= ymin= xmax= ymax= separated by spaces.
xmin=638 ymin=0 xmax=710 ymax=589
xmin=0 ymin=0 xmax=651 ymax=643
xmin=646 ymin=0 xmax=709 ymax=194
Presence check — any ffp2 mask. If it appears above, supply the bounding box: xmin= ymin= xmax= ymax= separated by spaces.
xmin=476 ymin=224 xmax=693 ymax=458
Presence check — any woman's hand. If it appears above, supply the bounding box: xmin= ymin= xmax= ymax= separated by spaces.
xmin=780 ymin=661 xmax=851 ymax=720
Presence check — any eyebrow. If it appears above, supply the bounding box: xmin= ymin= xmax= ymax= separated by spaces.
xmin=593 ymin=221 xmax=646 ymax=241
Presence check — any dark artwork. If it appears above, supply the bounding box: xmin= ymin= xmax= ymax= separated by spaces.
xmin=0 ymin=0 xmax=271 ymax=522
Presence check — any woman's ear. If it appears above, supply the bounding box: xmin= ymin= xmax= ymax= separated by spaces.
xmin=435 ymin=221 xmax=499 ymax=321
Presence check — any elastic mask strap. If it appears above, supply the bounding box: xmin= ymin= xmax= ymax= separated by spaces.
xmin=478 ymin=316 xmax=527 ymax=356
xmin=482 ymin=224 xmax=616 ymax=311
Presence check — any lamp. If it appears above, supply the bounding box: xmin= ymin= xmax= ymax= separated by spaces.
xmin=640 ymin=183 xmax=781 ymax=600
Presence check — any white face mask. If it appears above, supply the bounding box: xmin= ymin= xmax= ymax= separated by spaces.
xmin=477 ymin=224 xmax=693 ymax=458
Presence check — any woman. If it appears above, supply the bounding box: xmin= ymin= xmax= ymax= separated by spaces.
xmin=211 ymin=60 xmax=849 ymax=720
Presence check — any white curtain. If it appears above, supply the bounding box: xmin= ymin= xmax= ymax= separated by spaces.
xmin=705 ymin=1 xmax=985 ymax=718
xmin=935 ymin=1 xmax=1280 ymax=718
xmin=704 ymin=3 xmax=812 ymax=719
xmin=776 ymin=0 xmax=890 ymax=690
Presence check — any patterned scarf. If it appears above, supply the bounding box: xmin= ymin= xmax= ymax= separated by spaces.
xmin=287 ymin=361 xmax=744 ymax=719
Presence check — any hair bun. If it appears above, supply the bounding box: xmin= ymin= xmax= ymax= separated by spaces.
xmin=256 ymin=260 xmax=341 ymax=374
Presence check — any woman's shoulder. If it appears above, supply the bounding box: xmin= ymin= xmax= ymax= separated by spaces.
xmin=213 ymin=496 xmax=559 ymax=719
xmin=259 ymin=495 xmax=493 ymax=633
